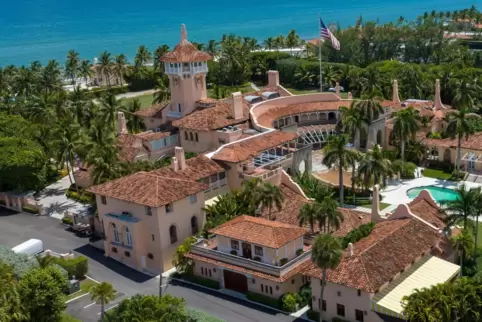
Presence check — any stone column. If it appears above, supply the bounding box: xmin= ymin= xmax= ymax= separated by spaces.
xmin=392 ymin=79 xmax=401 ymax=104
xmin=335 ymin=82 xmax=341 ymax=96
xmin=434 ymin=79 xmax=444 ymax=110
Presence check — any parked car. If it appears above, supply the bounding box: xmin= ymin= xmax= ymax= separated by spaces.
xmin=328 ymin=86 xmax=344 ymax=92
xmin=12 ymin=239 xmax=44 ymax=256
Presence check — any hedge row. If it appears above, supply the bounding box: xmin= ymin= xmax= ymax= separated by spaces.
xmin=62 ymin=217 xmax=73 ymax=226
xmin=181 ymin=274 xmax=220 ymax=289
xmin=246 ymin=291 xmax=280 ymax=309
xmin=340 ymin=222 xmax=376 ymax=249
xmin=66 ymin=188 xmax=94 ymax=204
xmin=51 ymin=256 xmax=88 ymax=279
xmin=22 ymin=205 xmax=40 ymax=214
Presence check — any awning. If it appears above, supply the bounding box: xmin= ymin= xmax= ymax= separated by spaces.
xmin=371 ymin=256 xmax=460 ymax=319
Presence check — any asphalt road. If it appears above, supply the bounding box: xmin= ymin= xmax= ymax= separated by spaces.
xmin=0 ymin=209 xmax=307 ymax=322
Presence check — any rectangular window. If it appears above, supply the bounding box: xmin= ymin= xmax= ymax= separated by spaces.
xmin=190 ymin=195 xmax=197 ymax=204
xmin=101 ymin=196 xmax=107 ymax=205
xmin=322 ymin=300 xmax=326 ymax=312
xmin=208 ymin=269 xmax=212 ymax=278
xmin=357 ymin=289 xmax=361 ymax=296
xmin=201 ymin=267 xmax=205 ymax=276
xmin=165 ymin=203 xmax=173 ymax=213
xmin=337 ymin=304 xmax=345 ymax=317
xmin=231 ymin=240 xmax=239 ymax=250
xmin=355 ymin=309 xmax=364 ymax=322
xmin=218 ymin=138 xmax=226 ymax=145
xmin=261 ymin=284 xmax=264 ymax=292
xmin=269 ymin=286 xmax=273 ymax=295
xmin=151 ymin=234 xmax=155 ymax=241
xmin=184 ymin=131 xmax=188 ymax=141
xmin=145 ymin=206 xmax=152 ymax=216
xmin=254 ymin=246 xmax=263 ymax=256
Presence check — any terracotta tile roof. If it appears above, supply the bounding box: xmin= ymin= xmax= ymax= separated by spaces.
xmin=186 ymin=252 xmax=312 ymax=282
xmin=152 ymin=155 xmax=224 ymax=181
xmin=257 ymin=100 xmax=349 ymax=128
xmin=172 ymin=100 xmax=249 ymax=131
xmin=134 ymin=131 xmax=173 ymax=141
xmin=303 ymin=218 xmax=446 ymax=292
xmin=87 ymin=172 xmax=208 ymax=207
xmin=116 ymin=134 xmax=148 ymax=162
xmin=408 ymin=199 xmax=446 ymax=229
xmin=211 ymin=215 xmax=306 ymax=248
xmin=73 ymin=167 xmax=92 ymax=181
xmin=133 ymin=103 xmax=168 ymax=118
xmin=421 ymin=132 xmax=482 ymax=151
xmin=298 ymin=124 xmax=337 ymax=132
xmin=160 ymin=40 xmax=212 ymax=63
xmin=211 ymin=131 xmax=298 ymax=163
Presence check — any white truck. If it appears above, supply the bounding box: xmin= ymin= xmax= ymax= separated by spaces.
xmin=12 ymin=239 xmax=44 ymax=256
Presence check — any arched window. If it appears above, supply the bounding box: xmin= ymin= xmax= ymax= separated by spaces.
xmin=125 ymin=226 xmax=132 ymax=247
xmin=190 ymin=132 xmax=194 ymax=141
xmin=191 ymin=216 xmax=198 ymax=235
xmin=195 ymin=133 xmax=199 ymax=142
xmin=169 ymin=225 xmax=178 ymax=244
xmin=184 ymin=131 xmax=188 ymax=141
xmin=112 ymin=223 xmax=119 ymax=243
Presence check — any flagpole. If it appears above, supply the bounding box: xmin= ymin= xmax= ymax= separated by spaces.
xmin=318 ymin=17 xmax=323 ymax=93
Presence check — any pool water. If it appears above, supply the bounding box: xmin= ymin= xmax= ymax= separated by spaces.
xmin=406 ymin=186 xmax=459 ymax=203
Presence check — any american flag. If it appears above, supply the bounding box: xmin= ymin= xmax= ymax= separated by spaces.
xmin=320 ymin=18 xmax=340 ymax=50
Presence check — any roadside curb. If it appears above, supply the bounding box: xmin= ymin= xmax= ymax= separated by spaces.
xmin=170 ymin=277 xmax=309 ymax=318
xmin=65 ymin=292 xmax=89 ymax=304
xmin=0 ymin=204 xmax=41 ymax=217
xmin=85 ymin=275 xmax=101 ymax=284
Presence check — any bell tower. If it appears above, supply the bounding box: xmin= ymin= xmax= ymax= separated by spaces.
xmin=160 ymin=24 xmax=213 ymax=119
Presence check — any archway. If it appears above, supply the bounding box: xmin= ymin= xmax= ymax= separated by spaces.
xmin=430 ymin=147 xmax=439 ymax=160
xmin=298 ymin=160 xmax=306 ymax=174
xmin=359 ymin=130 xmax=368 ymax=149
xmin=443 ymin=149 xmax=451 ymax=163
xmin=376 ymin=130 xmax=383 ymax=146
xmin=327 ymin=112 xmax=336 ymax=121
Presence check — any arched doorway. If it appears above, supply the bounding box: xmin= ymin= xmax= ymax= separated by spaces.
xmin=443 ymin=149 xmax=451 ymax=163
xmin=359 ymin=130 xmax=368 ymax=149
xmin=298 ymin=160 xmax=306 ymax=174
xmin=376 ymin=130 xmax=383 ymax=146
xmin=328 ymin=112 xmax=336 ymax=121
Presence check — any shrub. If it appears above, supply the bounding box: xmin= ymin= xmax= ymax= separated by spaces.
xmin=59 ymin=168 xmax=69 ymax=178
xmin=451 ymin=169 xmax=466 ymax=181
xmin=392 ymin=160 xmax=417 ymax=179
xmin=281 ymin=293 xmax=298 ymax=312
xmin=52 ymin=256 xmax=88 ymax=279
xmin=62 ymin=217 xmax=73 ymax=225
xmin=426 ymin=160 xmax=454 ymax=172
xmin=22 ymin=205 xmax=39 ymax=214
xmin=246 ymin=291 xmax=280 ymax=309
xmin=253 ymin=256 xmax=261 ymax=261
xmin=66 ymin=188 xmax=94 ymax=204
xmin=186 ymin=309 xmax=225 ymax=322
xmin=279 ymin=258 xmax=288 ymax=266
xmin=296 ymin=248 xmax=303 ymax=256
xmin=306 ymin=309 xmax=320 ymax=321
xmin=230 ymin=250 xmax=238 ymax=255
xmin=0 ymin=246 xmax=37 ymax=277
xmin=340 ymin=222 xmax=376 ymax=248
xmin=298 ymin=284 xmax=312 ymax=307
xmin=181 ymin=274 xmax=220 ymax=289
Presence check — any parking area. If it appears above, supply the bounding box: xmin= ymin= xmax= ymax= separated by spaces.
xmin=66 ymin=289 xmax=126 ymax=322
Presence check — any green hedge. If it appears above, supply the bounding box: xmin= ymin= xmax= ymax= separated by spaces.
xmin=0 ymin=246 xmax=37 ymax=277
xmin=66 ymin=189 xmax=94 ymax=204
xmin=62 ymin=217 xmax=73 ymax=226
xmin=186 ymin=309 xmax=226 ymax=322
xmin=181 ymin=274 xmax=220 ymax=289
xmin=246 ymin=291 xmax=280 ymax=309
xmin=52 ymin=256 xmax=88 ymax=279
xmin=22 ymin=205 xmax=39 ymax=214
xmin=340 ymin=222 xmax=376 ymax=248
xmin=392 ymin=160 xmax=417 ymax=179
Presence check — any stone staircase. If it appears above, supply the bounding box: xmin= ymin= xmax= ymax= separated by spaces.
xmin=466 ymin=173 xmax=478 ymax=182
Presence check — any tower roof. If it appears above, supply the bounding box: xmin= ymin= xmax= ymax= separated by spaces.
xmin=160 ymin=24 xmax=212 ymax=63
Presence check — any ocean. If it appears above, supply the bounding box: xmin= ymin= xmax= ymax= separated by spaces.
xmin=0 ymin=0 xmax=477 ymax=67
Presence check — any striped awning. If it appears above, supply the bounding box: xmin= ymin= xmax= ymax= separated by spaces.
xmin=371 ymin=255 xmax=460 ymax=319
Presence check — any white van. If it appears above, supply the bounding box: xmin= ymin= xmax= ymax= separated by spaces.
xmin=12 ymin=239 xmax=44 ymax=256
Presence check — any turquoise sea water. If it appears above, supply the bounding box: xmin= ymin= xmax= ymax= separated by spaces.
xmin=0 ymin=0 xmax=477 ymax=66
xmin=407 ymin=186 xmax=459 ymax=203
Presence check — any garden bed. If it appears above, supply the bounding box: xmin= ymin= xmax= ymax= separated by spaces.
xmin=65 ymin=278 xmax=98 ymax=301
xmin=174 ymin=273 xmax=220 ymax=290
xmin=246 ymin=291 xmax=281 ymax=309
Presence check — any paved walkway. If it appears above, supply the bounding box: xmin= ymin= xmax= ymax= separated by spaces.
xmin=115 ymin=89 xmax=156 ymax=100
xmin=250 ymin=82 xmax=261 ymax=91
xmin=36 ymin=174 xmax=91 ymax=219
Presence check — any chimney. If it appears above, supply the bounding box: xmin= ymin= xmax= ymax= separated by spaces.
xmin=335 ymin=82 xmax=341 ymax=96
xmin=347 ymin=92 xmax=353 ymax=99
xmin=371 ymin=184 xmax=383 ymax=222
xmin=171 ymin=157 xmax=179 ymax=172
xmin=117 ymin=112 xmax=128 ymax=135
xmin=174 ymin=146 xmax=186 ymax=170
xmin=267 ymin=70 xmax=279 ymax=88
xmin=231 ymin=92 xmax=244 ymax=120
xmin=180 ymin=24 xmax=187 ymax=41
xmin=392 ymin=79 xmax=401 ymax=104
xmin=434 ymin=79 xmax=444 ymax=110
xmin=348 ymin=243 xmax=354 ymax=257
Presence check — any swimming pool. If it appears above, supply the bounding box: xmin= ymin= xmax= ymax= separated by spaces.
xmin=406 ymin=186 xmax=459 ymax=203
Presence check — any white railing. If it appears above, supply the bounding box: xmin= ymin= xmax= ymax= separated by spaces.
xmin=167 ymin=111 xmax=182 ymax=119
xmin=205 ymin=178 xmax=227 ymax=192
xmin=164 ymin=64 xmax=208 ymax=75
xmin=242 ymin=167 xmax=282 ymax=181
xmin=191 ymin=239 xmax=311 ymax=277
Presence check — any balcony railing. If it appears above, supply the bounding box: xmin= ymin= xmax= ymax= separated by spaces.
xmin=205 ymin=178 xmax=227 ymax=192
xmin=164 ymin=64 xmax=208 ymax=75
xmin=191 ymin=238 xmax=311 ymax=277
xmin=167 ymin=111 xmax=182 ymax=119
xmin=242 ymin=167 xmax=282 ymax=181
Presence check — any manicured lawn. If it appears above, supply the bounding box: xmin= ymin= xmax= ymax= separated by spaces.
xmin=61 ymin=313 xmax=81 ymax=322
xmin=122 ymin=93 xmax=155 ymax=109
xmin=422 ymin=168 xmax=452 ymax=180
xmin=187 ymin=309 xmax=226 ymax=322
xmin=284 ymin=87 xmax=349 ymax=98
xmin=380 ymin=202 xmax=391 ymax=210
xmin=207 ymin=83 xmax=254 ymax=98
xmin=65 ymin=278 xmax=98 ymax=301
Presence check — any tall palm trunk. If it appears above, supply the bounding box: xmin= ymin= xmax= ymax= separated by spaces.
xmin=352 ymin=160 xmax=357 ymax=205
xmin=456 ymin=136 xmax=462 ymax=171
xmin=354 ymin=129 xmax=360 ymax=149
xmin=320 ymin=269 xmax=327 ymax=322
xmin=475 ymin=213 xmax=480 ymax=259
xmin=69 ymin=151 xmax=78 ymax=191
xmin=100 ymin=299 xmax=105 ymax=322
xmin=459 ymin=250 xmax=464 ymax=277
xmin=339 ymin=161 xmax=344 ymax=206
xmin=401 ymin=138 xmax=405 ymax=175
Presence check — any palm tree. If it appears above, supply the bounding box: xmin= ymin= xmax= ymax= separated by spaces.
xmin=52 ymin=119 xmax=83 ymax=187
xmin=241 ymin=178 xmax=263 ymax=216
xmin=311 ymin=234 xmax=342 ymax=322
xmin=357 ymin=145 xmax=392 ymax=189
xmin=451 ymin=229 xmax=474 ymax=276
xmin=340 ymin=103 xmax=367 ymax=148
xmin=99 ymin=51 xmax=113 ymax=87
xmin=320 ymin=196 xmax=343 ymax=233
xmin=285 ymin=29 xmax=301 ymax=54
xmin=299 ymin=203 xmax=321 ymax=234
xmin=444 ymin=107 xmax=481 ymax=171
xmin=451 ymin=77 xmax=480 ymax=110
xmin=153 ymin=45 xmax=170 ymax=70
xmin=443 ymin=184 xmax=476 ymax=230
xmin=65 ymin=50 xmax=80 ymax=85
xmin=264 ymin=37 xmax=275 ymax=50
xmin=40 ymin=60 xmax=62 ymax=93
xmin=152 ymin=76 xmax=171 ymax=104
xmin=87 ymin=145 xmax=120 ymax=185
xmin=391 ymin=107 xmax=418 ymax=173
xmin=322 ymin=134 xmax=359 ymax=205
xmin=258 ymin=182 xmax=283 ymax=220
xmin=35 ymin=254 xmax=54 ymax=268
xmin=472 ymin=187 xmax=482 ymax=258
xmin=134 ymin=45 xmax=151 ymax=69
xmin=206 ymin=40 xmax=218 ymax=57
xmin=79 ymin=60 xmax=93 ymax=88
xmin=99 ymin=91 xmax=123 ymax=131
xmin=113 ymin=54 xmax=128 ymax=86
xmin=353 ymin=97 xmax=384 ymax=124
xmin=89 ymin=282 xmax=116 ymax=322
xmin=123 ymin=98 xmax=142 ymax=133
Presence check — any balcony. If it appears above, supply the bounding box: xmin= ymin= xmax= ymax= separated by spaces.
xmin=164 ymin=63 xmax=208 ymax=75
xmin=191 ymin=238 xmax=312 ymax=277
xmin=105 ymin=212 xmax=140 ymax=223
xmin=205 ymin=178 xmax=227 ymax=192
xmin=167 ymin=111 xmax=182 ymax=119
xmin=241 ymin=167 xmax=282 ymax=181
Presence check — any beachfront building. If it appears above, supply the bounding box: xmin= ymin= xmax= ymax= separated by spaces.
xmin=304 ymin=186 xmax=458 ymax=322
xmin=186 ymin=215 xmax=312 ymax=298
xmin=90 ymin=61 xmax=125 ymax=88
xmin=87 ymin=147 xmax=225 ymax=274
